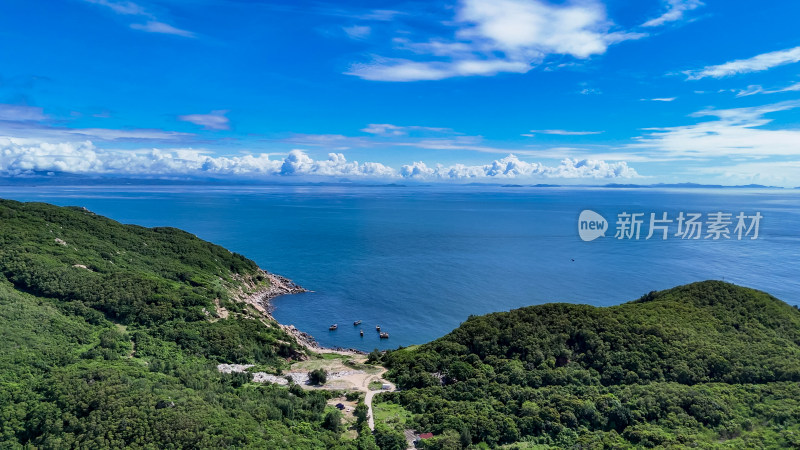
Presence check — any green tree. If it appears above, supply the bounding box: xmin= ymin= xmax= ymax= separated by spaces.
xmin=355 ymin=401 xmax=369 ymax=425
xmin=374 ymin=424 xmax=407 ymax=450
xmin=323 ymin=409 xmax=343 ymax=433
xmin=309 ymin=368 xmax=327 ymax=385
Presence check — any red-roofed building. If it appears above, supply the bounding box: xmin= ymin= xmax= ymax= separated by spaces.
xmin=419 ymin=432 xmax=434 ymax=439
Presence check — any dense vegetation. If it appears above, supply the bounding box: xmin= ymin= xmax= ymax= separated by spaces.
xmin=378 ymin=282 xmax=800 ymax=448
xmin=0 ymin=200 xmax=369 ymax=448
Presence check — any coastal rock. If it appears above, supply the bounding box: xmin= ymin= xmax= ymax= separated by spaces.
xmin=217 ymin=363 xmax=254 ymax=374
xmin=229 ymin=269 xmax=308 ymax=319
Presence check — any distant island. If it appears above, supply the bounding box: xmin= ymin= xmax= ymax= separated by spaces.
xmin=1 ymin=200 xmax=799 ymax=448
xmin=602 ymin=182 xmax=784 ymax=189
xmin=0 ymin=173 xmax=790 ymax=190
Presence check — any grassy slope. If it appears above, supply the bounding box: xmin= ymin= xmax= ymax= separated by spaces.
xmin=380 ymin=281 xmax=800 ymax=448
xmin=0 ymin=200 xmax=365 ymax=449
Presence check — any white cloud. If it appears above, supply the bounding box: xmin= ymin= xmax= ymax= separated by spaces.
xmin=349 ymin=57 xmax=531 ymax=82
xmin=84 ymin=0 xmax=195 ymax=37
xmin=529 ymin=129 xmax=603 ymax=135
xmin=178 ymin=110 xmax=230 ymax=130
xmin=630 ymin=100 xmax=800 ymax=158
xmin=279 ymin=150 xmax=396 ymax=177
xmin=348 ymin=0 xmax=644 ymax=81
xmin=735 ymin=81 xmax=800 ymax=97
xmin=685 ymin=46 xmax=800 ymax=80
xmin=130 ymin=21 xmax=195 ymax=38
xmin=0 ymin=104 xmax=46 ymax=121
xmin=456 ymin=0 xmax=610 ymax=57
xmin=0 ymin=139 xmax=397 ymax=178
xmin=642 ymin=0 xmax=702 ymax=27
xmin=400 ymin=154 xmax=638 ymax=179
xmin=0 ymin=138 xmax=639 ymax=181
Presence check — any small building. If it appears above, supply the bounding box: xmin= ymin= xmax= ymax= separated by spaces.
xmin=413 ymin=432 xmax=434 ymax=448
xmin=381 ymin=384 xmax=391 ymax=390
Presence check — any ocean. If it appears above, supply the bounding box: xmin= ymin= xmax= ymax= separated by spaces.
xmin=1 ymin=184 xmax=798 ymax=351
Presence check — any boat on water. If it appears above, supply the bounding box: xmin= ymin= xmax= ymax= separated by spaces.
xmin=329 ymin=324 xmax=338 ymax=330
xmin=353 ymin=320 xmax=362 ymax=325
xmin=379 ymin=332 xmax=389 ymax=339
xmin=360 ymin=330 xmax=364 ymax=337
xmin=376 ymin=325 xmax=381 ymax=331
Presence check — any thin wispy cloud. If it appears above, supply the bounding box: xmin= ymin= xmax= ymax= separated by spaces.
xmin=735 ymin=81 xmax=800 ymax=97
xmin=343 ymin=25 xmax=371 ymax=40
xmin=0 ymin=114 xmax=195 ymax=143
xmin=360 ymin=123 xmax=453 ymax=136
xmin=641 ymin=97 xmax=676 ymax=102
xmin=685 ymin=46 xmax=800 ymax=79
xmin=178 ymin=110 xmax=230 ymax=130
xmin=630 ymin=100 xmax=800 ymax=158
xmin=693 ymin=160 xmax=800 ymax=186
xmin=131 ymin=21 xmax=195 ymax=38
xmin=84 ymin=0 xmax=148 ymax=16
xmin=84 ymin=0 xmax=195 ymax=37
xmin=528 ymin=129 xmax=604 ymax=135
xmin=249 ymin=4 xmax=402 ymax=22
xmin=0 ymin=104 xmax=47 ymax=122
xmin=347 ymin=0 xmax=645 ymax=82
xmin=642 ymin=0 xmax=703 ymax=27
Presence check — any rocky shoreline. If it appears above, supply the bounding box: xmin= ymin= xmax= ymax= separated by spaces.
xmin=231 ymin=269 xmax=307 ymax=317
xmin=235 ymin=269 xmax=366 ymax=356
xmin=261 ymin=271 xmax=308 ymax=311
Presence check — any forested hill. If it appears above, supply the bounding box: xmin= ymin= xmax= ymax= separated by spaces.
xmin=378 ymin=281 xmax=800 ymax=448
xmin=0 ymin=199 xmax=361 ymax=448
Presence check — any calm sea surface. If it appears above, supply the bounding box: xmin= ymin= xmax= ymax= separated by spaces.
xmin=1 ymin=184 xmax=798 ymax=351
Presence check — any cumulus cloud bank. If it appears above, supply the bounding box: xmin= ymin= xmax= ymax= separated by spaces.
xmin=0 ymin=137 xmax=638 ymax=181
xmin=400 ymin=154 xmax=638 ymax=180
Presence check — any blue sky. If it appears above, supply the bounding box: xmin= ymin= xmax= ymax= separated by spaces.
xmin=1 ymin=0 xmax=799 ymax=185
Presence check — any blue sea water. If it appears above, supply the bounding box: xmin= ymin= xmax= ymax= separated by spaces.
xmin=1 ymin=184 xmax=798 ymax=351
